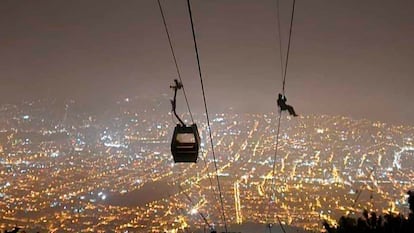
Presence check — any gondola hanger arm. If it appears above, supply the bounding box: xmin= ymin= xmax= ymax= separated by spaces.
xmin=170 ymin=79 xmax=185 ymax=126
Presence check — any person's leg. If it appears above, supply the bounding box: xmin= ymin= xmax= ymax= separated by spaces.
xmin=287 ymin=105 xmax=298 ymax=116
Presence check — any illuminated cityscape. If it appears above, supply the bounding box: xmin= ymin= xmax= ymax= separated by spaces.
xmin=0 ymin=98 xmax=413 ymax=232
xmin=1 ymin=0 xmax=414 ymax=232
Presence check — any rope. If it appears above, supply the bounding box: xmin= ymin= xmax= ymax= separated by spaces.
xmin=266 ymin=0 xmax=297 ymax=232
xmin=157 ymin=0 xmax=194 ymax=124
xmin=179 ymin=184 xmax=213 ymax=230
xmin=186 ymin=0 xmax=228 ymax=232
xmin=266 ymin=109 xmax=282 ymax=225
xmin=276 ymin=216 xmax=287 ymax=233
xmin=165 ymin=190 xmax=195 ymax=233
xmin=276 ymin=0 xmax=285 ymax=81
xmin=200 ymin=147 xmax=222 ymax=215
xmin=282 ymin=0 xmax=296 ymax=96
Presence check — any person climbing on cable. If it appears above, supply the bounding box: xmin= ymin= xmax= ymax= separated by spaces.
xmin=277 ymin=93 xmax=298 ymax=117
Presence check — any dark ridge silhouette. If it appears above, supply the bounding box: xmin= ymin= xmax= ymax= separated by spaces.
xmin=4 ymin=227 xmax=20 ymax=233
xmin=324 ymin=190 xmax=414 ymax=233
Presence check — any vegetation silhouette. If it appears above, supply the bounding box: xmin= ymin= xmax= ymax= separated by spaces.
xmin=323 ymin=190 xmax=414 ymax=233
xmin=4 ymin=227 xmax=20 ymax=233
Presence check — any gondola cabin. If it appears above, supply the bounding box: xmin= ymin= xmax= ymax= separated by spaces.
xmin=171 ymin=124 xmax=200 ymax=163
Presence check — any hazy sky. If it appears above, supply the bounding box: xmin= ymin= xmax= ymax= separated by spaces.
xmin=1 ymin=0 xmax=413 ymax=124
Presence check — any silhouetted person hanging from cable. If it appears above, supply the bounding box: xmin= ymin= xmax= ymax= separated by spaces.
xmin=277 ymin=93 xmax=298 ymax=117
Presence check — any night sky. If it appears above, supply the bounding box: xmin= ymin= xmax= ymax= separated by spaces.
xmin=1 ymin=0 xmax=413 ymax=124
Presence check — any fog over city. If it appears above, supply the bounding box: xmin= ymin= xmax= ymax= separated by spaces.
xmin=1 ymin=0 xmax=413 ymax=124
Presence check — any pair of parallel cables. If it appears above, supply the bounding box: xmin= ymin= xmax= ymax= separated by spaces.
xmin=267 ymin=0 xmax=296 ymax=232
xmin=157 ymin=0 xmax=228 ymax=232
xmin=158 ymin=0 xmax=297 ymax=232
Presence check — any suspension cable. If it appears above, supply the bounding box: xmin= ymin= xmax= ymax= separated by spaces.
xmin=179 ymin=184 xmax=213 ymax=230
xmin=266 ymin=108 xmax=282 ymax=224
xmin=282 ymin=0 xmax=296 ymax=96
xmin=186 ymin=0 xmax=228 ymax=232
xmin=157 ymin=0 xmax=194 ymax=123
xmin=158 ymin=0 xmax=220 ymax=226
xmin=276 ymin=0 xmax=285 ymax=81
xmin=267 ymin=0 xmax=285 ymax=221
xmin=267 ymin=0 xmax=297 ymax=232
xmin=200 ymin=147 xmax=221 ymax=214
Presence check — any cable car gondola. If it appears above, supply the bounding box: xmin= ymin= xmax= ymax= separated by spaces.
xmin=171 ymin=123 xmax=200 ymax=162
xmin=170 ymin=79 xmax=200 ymax=163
